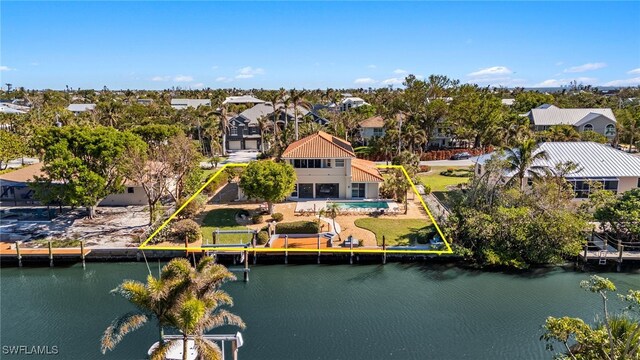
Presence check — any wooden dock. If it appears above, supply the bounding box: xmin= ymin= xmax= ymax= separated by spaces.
xmin=579 ymin=232 xmax=640 ymax=270
xmin=0 ymin=241 xmax=91 ymax=267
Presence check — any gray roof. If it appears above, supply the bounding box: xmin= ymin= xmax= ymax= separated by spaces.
xmin=0 ymin=105 xmax=26 ymax=114
xmin=170 ymin=99 xmax=211 ymax=109
xmin=235 ymin=103 xmax=311 ymax=125
xmin=67 ymin=103 xmax=96 ymax=112
xmin=222 ymin=95 xmax=266 ymax=105
xmin=477 ymin=142 xmax=640 ymax=178
xmin=527 ymin=104 xmax=616 ymax=126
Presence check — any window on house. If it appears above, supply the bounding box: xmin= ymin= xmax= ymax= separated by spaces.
xmin=351 ymin=183 xmax=366 ymax=198
xmin=291 ymin=184 xmax=298 ymax=197
xmin=583 ymin=124 xmax=594 ymax=132
xmin=324 ymin=159 xmax=332 ymax=168
xmin=127 ymin=187 xmax=135 ymax=194
xmin=335 ymin=159 xmax=345 ymax=167
xmin=301 ymin=159 xmax=308 ymax=168
xmin=603 ymin=180 xmax=618 ymax=193
xmin=230 ymin=126 xmax=238 ymax=136
xmin=373 ymin=128 xmax=384 ymax=137
xmin=637 ymin=178 xmax=640 ymax=188
xmin=527 ymin=178 xmax=533 ymax=187
xmin=477 ymin=165 xmax=481 ymax=175
xmin=605 ymin=124 xmax=616 ymax=136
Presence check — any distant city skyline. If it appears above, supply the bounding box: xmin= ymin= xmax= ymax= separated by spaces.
xmin=1 ymin=1 xmax=639 ymax=90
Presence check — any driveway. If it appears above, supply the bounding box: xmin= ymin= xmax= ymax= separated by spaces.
xmin=223 ymin=151 xmax=259 ymax=164
xmin=0 ymin=157 xmax=40 ymax=169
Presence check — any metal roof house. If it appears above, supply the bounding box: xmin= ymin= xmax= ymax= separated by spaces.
xmin=170 ymin=99 xmax=211 ymax=110
xmin=525 ymin=104 xmax=617 ymax=140
xmin=222 ymin=95 xmax=266 ymax=105
xmin=475 ymin=142 xmax=640 ymax=197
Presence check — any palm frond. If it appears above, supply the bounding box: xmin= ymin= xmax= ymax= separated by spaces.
xmin=101 ymin=313 xmax=148 ymax=353
xmin=194 ymin=338 xmax=223 ymax=360
xmin=201 ymin=309 xmax=246 ymax=332
xmin=149 ymin=339 xmax=180 ymax=360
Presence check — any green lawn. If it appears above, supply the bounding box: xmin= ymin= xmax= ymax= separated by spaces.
xmin=354 ymin=218 xmax=435 ymax=246
xmin=200 ymin=209 xmax=252 ymax=245
xmin=417 ymin=166 xmax=472 ymax=192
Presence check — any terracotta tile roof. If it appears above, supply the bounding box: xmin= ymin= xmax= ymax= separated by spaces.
xmin=282 ymin=131 xmax=355 ymax=159
xmin=359 ymin=115 xmax=385 ymax=128
xmin=351 ymin=158 xmax=384 ymax=182
xmin=0 ymin=163 xmax=45 ymax=183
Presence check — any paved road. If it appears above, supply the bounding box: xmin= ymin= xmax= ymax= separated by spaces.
xmin=374 ymin=158 xmax=476 ymax=167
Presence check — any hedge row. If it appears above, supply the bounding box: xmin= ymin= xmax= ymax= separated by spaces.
xmin=261 ymin=221 xmax=320 ymax=234
xmin=358 ymin=147 xmax=492 ymax=161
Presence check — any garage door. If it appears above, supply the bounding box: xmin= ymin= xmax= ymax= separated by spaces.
xmin=245 ymin=140 xmax=258 ymax=150
xmin=228 ymin=141 xmax=242 ymax=150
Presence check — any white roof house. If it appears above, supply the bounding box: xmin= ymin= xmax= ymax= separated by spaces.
xmin=67 ymin=103 xmax=96 ymax=113
xmin=476 ymin=142 xmax=640 ymax=195
xmin=526 ymin=104 xmax=617 ymax=139
xmin=0 ymin=105 xmax=26 ymax=114
xmin=501 ymin=98 xmax=515 ymax=106
xmin=339 ymin=96 xmax=369 ymax=112
xmin=222 ymin=95 xmax=266 ymax=105
xmin=170 ymin=99 xmax=211 ymax=110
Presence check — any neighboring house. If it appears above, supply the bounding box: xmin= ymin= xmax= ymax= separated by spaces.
xmin=501 ymin=98 xmax=515 ymax=106
xmin=525 ymin=104 xmax=617 ymax=140
xmin=475 ymin=142 xmax=640 ymax=197
xmin=67 ymin=103 xmax=96 ymax=115
xmin=136 ymin=98 xmax=153 ymax=105
xmin=170 ymin=99 xmax=211 ymax=110
xmin=0 ymin=104 xmax=26 ymax=114
xmin=281 ymin=131 xmax=384 ymax=199
xmin=222 ymin=95 xmax=266 ymax=105
xmin=0 ymin=163 xmax=148 ymax=206
xmin=226 ymin=103 xmax=319 ymax=151
xmin=339 ymin=96 xmax=369 ymax=112
xmin=358 ymin=116 xmax=385 ymax=144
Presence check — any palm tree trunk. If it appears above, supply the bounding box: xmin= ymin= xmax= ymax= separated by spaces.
xmin=183 ymin=333 xmax=188 ymax=360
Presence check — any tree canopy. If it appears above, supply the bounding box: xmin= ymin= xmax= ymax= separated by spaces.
xmin=239 ymin=160 xmax=296 ymax=214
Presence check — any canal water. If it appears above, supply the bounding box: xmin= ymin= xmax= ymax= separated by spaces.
xmin=1 ymin=263 xmax=639 ymax=360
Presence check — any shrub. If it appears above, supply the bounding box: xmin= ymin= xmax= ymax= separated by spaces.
xmin=418 ymin=165 xmax=431 ymax=173
xmin=275 ymin=221 xmax=319 ymax=234
xmin=178 ymin=194 xmax=207 ymax=219
xmin=271 ymin=212 xmax=284 ymax=222
xmin=172 ymin=219 xmax=202 ymax=243
xmin=257 ymin=231 xmax=270 ymax=245
xmin=252 ymin=214 xmax=263 ymax=224
xmin=204 ymin=171 xmax=229 ymax=195
xmin=423 ymin=184 xmax=432 ymax=195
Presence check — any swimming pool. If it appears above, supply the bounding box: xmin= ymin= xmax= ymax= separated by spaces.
xmin=330 ymin=201 xmax=389 ymax=209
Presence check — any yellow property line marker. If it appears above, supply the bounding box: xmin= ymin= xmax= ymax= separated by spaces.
xmin=139 ymin=163 xmax=453 ymax=255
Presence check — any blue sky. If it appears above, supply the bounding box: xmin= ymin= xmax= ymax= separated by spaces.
xmin=1 ymin=1 xmax=639 ymax=90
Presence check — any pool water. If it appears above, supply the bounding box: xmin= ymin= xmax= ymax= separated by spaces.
xmin=0 ymin=207 xmax=59 ymax=221
xmin=331 ymin=201 xmax=389 ymax=209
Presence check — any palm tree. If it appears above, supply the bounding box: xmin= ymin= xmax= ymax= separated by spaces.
xmin=504 ymin=138 xmax=549 ymax=188
xmin=402 ymin=124 xmax=427 ymax=154
xmin=324 ymin=202 xmax=341 ymax=241
xmin=257 ymin=115 xmax=270 ymax=152
xmin=101 ymin=258 xmax=244 ymax=360
xmin=267 ymin=90 xmax=283 ymax=143
xmin=289 ymin=89 xmax=311 ymax=140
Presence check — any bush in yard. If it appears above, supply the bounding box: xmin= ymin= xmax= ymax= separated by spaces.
xmin=252 ymin=214 xmax=263 ymax=224
xmin=178 ymin=194 xmax=207 ymax=219
xmin=257 ymin=231 xmax=270 ymax=245
xmin=418 ymin=165 xmax=431 ymax=173
xmin=275 ymin=221 xmax=319 ymax=234
xmin=271 ymin=212 xmax=284 ymax=222
xmin=423 ymin=184 xmax=432 ymax=195
xmin=172 ymin=219 xmax=201 ymax=243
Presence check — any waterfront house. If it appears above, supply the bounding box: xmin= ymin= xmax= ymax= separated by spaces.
xmin=0 ymin=163 xmax=150 ymax=206
xmin=475 ymin=142 xmax=640 ymax=197
xmin=358 ymin=116 xmax=385 ymax=145
xmin=67 ymin=103 xmax=96 ymax=115
xmin=525 ymin=104 xmax=617 ymax=140
xmin=281 ymin=131 xmax=383 ymax=199
xmin=222 ymin=95 xmax=266 ymax=105
xmin=170 ymin=98 xmax=211 ymax=110
xmin=339 ymin=96 xmax=369 ymax=112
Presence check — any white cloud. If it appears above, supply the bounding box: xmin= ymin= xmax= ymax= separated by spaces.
xmin=563 ymin=62 xmax=606 ymax=73
xmin=534 ymin=77 xmax=597 ymax=87
xmin=354 ymin=78 xmax=377 ymax=85
xmin=173 ymin=75 xmax=193 ymax=82
xmin=555 ymin=61 xmax=564 ymax=66
xmin=393 ymin=69 xmax=408 ymax=74
xmin=0 ymin=65 xmax=14 ymax=71
xmin=235 ymin=66 xmax=264 ymax=79
xmin=367 ymin=64 xmax=377 ymax=69
xmin=415 ymin=74 xmax=424 ymax=80
xmin=603 ymin=77 xmax=640 ymax=87
xmin=215 ymin=77 xmax=233 ymax=83
xmin=192 ymin=82 xmax=205 ymax=88
xmin=468 ymin=66 xmax=512 ymax=77
xmin=211 ymin=65 xmax=219 ymax=70
xmin=468 ymin=77 xmax=526 ymax=87
xmin=151 ymin=76 xmax=170 ymax=81
xmin=627 ymin=68 xmax=640 ymax=75
xmin=381 ymin=78 xmax=403 ymax=85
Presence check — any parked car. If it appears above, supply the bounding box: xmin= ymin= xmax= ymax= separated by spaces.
xmin=450 ymin=152 xmax=471 ymax=160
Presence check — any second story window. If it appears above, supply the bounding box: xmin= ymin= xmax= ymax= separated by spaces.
xmin=335 ymin=159 xmax=345 ymax=167
xmin=230 ymin=126 xmax=238 ymax=136
xmin=373 ymin=128 xmax=384 ymax=137
xmin=583 ymin=124 xmax=594 ymax=132
xmin=605 ymin=124 xmax=616 ymax=136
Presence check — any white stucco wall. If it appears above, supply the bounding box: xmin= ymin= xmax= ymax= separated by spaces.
xmin=99 ymin=186 xmax=148 ymax=206
xmin=618 ymin=177 xmax=639 ymax=193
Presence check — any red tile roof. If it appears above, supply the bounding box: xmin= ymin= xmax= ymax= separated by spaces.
xmin=351 ymin=158 xmax=384 ymax=182
xmin=0 ymin=163 xmax=45 ymax=183
xmin=282 ymin=131 xmax=355 ymax=159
